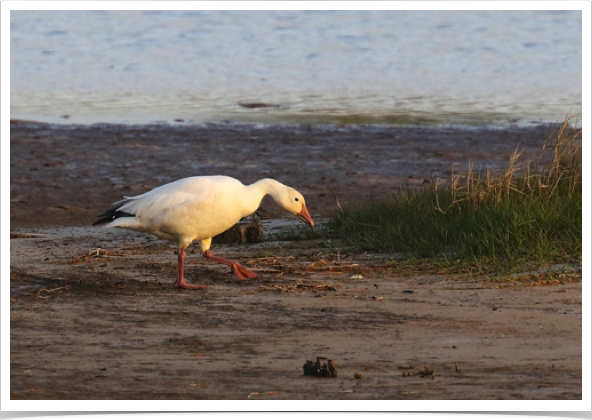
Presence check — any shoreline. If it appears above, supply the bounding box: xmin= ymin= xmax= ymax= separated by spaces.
xmin=10 ymin=112 xmax=572 ymax=131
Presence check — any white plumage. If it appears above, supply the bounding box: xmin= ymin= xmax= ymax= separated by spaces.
xmin=95 ymin=176 xmax=314 ymax=289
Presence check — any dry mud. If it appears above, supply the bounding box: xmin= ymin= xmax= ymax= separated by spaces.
xmin=9 ymin=121 xmax=582 ymax=400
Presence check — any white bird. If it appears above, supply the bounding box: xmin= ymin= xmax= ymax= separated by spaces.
xmin=94 ymin=176 xmax=314 ymax=289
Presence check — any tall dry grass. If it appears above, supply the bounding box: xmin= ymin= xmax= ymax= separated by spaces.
xmin=328 ymin=116 xmax=582 ymax=272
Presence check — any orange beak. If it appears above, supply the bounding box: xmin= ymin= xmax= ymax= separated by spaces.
xmin=296 ymin=204 xmax=314 ymax=226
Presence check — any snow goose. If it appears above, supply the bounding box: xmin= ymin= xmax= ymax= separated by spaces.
xmin=94 ymin=176 xmax=314 ymax=289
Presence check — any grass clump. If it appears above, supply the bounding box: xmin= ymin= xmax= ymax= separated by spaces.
xmin=328 ymin=116 xmax=582 ymax=272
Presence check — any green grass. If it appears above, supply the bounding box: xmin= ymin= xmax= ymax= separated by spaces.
xmin=326 ymin=116 xmax=582 ymax=273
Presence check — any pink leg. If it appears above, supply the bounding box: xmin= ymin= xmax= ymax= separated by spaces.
xmin=176 ymin=248 xmax=208 ymax=290
xmin=203 ymin=250 xmax=258 ymax=280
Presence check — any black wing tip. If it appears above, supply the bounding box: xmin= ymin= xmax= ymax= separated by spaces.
xmin=93 ymin=216 xmax=113 ymax=226
xmin=93 ymin=208 xmax=135 ymax=226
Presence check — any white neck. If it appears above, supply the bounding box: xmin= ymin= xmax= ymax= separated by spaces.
xmin=247 ymin=178 xmax=287 ymax=208
xmin=250 ymin=178 xmax=285 ymax=201
xmin=244 ymin=178 xmax=300 ymax=219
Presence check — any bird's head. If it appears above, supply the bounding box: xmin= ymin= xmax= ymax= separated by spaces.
xmin=279 ymin=187 xmax=314 ymax=226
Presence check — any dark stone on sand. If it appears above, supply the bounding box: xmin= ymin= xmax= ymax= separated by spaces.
xmin=238 ymin=102 xmax=281 ymax=108
xmin=213 ymin=222 xmax=264 ymax=244
xmin=303 ymin=357 xmax=338 ymax=378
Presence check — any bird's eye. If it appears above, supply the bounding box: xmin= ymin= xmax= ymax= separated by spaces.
xmin=295 ymin=197 xmax=299 ymax=201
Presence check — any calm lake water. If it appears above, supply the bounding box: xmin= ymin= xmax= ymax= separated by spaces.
xmin=10 ymin=10 xmax=582 ymax=127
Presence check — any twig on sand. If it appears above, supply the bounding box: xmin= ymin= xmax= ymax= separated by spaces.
xmin=10 ymin=232 xmax=46 ymax=239
xmin=36 ymin=286 xmax=71 ymax=296
xmin=259 ymin=281 xmax=339 ymax=293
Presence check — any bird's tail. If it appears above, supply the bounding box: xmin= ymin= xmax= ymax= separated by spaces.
xmin=93 ymin=207 xmax=136 ymax=226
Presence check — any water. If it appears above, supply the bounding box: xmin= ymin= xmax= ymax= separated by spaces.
xmin=10 ymin=10 xmax=582 ymax=127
